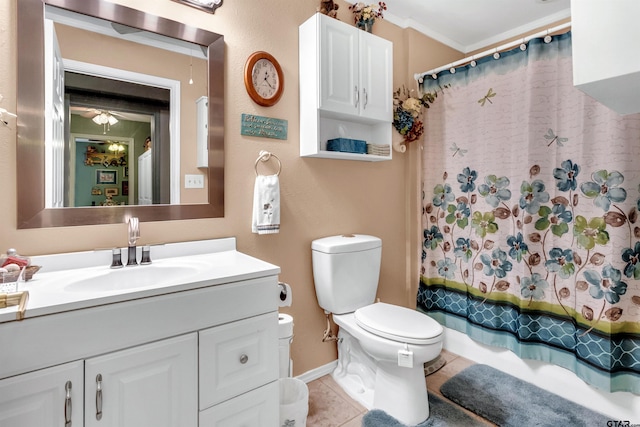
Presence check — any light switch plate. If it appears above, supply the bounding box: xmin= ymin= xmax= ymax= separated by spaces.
xmin=185 ymin=174 xmax=204 ymax=188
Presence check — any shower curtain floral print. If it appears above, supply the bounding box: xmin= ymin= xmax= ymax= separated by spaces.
xmin=417 ymin=32 xmax=640 ymax=394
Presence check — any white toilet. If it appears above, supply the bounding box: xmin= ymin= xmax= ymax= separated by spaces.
xmin=312 ymin=234 xmax=443 ymax=426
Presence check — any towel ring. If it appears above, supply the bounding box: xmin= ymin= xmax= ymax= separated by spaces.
xmin=254 ymin=150 xmax=281 ymax=176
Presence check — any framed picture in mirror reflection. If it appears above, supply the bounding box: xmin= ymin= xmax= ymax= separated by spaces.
xmin=96 ymin=169 xmax=117 ymax=185
xmin=105 ymin=187 xmax=119 ymax=197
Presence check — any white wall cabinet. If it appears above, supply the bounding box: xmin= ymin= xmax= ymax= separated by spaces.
xmin=571 ymin=0 xmax=640 ymax=115
xmin=0 ymin=361 xmax=83 ymax=427
xmin=300 ymin=13 xmax=393 ymax=161
xmin=196 ymin=96 xmax=208 ymax=168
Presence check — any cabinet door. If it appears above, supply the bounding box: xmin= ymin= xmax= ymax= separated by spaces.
xmin=199 ymin=381 xmax=279 ymax=427
xmin=319 ymin=15 xmax=359 ymax=116
xmin=137 ymin=149 xmax=152 ymax=205
xmin=85 ymin=333 xmax=197 ymax=427
xmin=0 ymin=361 xmax=83 ymax=427
xmin=359 ymin=31 xmax=393 ymax=122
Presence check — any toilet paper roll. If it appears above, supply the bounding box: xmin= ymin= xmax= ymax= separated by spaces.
xmin=278 ymin=282 xmax=292 ymax=307
xmin=278 ymin=313 xmax=294 ymax=338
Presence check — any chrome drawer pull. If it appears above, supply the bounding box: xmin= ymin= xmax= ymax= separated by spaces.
xmin=96 ymin=374 xmax=103 ymax=420
xmin=64 ymin=381 xmax=72 ymax=427
xmin=239 ymin=354 xmax=249 ymax=364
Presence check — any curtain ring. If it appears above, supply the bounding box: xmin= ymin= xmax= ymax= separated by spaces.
xmin=493 ymin=49 xmax=500 ymax=60
xmin=470 ymin=55 xmax=477 ymax=67
xmin=520 ymin=38 xmax=527 ymax=51
xmin=255 ymin=150 xmax=281 ymax=176
xmin=544 ymin=30 xmax=552 ymax=44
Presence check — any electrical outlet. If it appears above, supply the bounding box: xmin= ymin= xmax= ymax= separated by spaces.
xmin=185 ymin=174 xmax=204 ymax=189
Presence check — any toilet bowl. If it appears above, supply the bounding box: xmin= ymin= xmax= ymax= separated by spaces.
xmin=311 ymin=234 xmax=444 ymax=425
xmin=332 ymin=303 xmax=443 ymax=425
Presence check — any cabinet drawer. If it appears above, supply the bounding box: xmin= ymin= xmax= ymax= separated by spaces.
xmin=199 ymin=380 xmax=278 ymax=427
xmin=199 ymin=312 xmax=278 ymax=409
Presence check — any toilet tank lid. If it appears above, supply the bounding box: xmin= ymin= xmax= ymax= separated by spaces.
xmin=312 ymin=234 xmax=381 ymax=254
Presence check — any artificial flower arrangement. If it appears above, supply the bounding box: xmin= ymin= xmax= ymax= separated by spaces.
xmin=393 ymin=85 xmax=445 ymax=144
xmin=349 ymin=2 xmax=386 ymax=26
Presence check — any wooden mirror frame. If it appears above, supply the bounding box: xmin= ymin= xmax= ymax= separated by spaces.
xmin=17 ymin=0 xmax=225 ymax=228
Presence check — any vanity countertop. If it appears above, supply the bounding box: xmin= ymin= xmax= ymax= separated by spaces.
xmin=0 ymin=238 xmax=280 ymax=323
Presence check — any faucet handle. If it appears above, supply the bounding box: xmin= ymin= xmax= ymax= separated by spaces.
xmin=110 ymin=248 xmax=123 ymax=269
xmin=127 ymin=217 xmax=140 ymax=246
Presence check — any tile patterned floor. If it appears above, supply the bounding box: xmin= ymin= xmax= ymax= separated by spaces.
xmin=305 ymin=349 xmax=496 ymax=426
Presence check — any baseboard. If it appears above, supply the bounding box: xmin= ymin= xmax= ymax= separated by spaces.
xmin=296 ymin=360 xmax=338 ymax=383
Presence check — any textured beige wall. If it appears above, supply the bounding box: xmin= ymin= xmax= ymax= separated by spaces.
xmin=0 ymin=0 xmax=462 ymax=375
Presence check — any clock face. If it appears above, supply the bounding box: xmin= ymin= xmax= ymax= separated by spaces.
xmin=252 ymin=59 xmax=280 ymax=100
xmin=244 ymin=52 xmax=284 ymax=106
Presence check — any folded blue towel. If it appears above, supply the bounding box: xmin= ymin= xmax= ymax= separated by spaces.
xmin=327 ymin=138 xmax=367 ymax=154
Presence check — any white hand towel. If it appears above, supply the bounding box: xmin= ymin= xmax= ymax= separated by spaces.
xmin=252 ymin=174 xmax=280 ymax=234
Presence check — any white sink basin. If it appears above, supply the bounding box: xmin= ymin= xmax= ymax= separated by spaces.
xmin=64 ymin=263 xmax=204 ymax=293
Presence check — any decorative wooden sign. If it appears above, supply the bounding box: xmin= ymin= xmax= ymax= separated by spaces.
xmin=241 ymin=114 xmax=288 ymax=140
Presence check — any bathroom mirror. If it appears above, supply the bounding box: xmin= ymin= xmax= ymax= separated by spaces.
xmin=17 ymin=0 xmax=224 ymax=228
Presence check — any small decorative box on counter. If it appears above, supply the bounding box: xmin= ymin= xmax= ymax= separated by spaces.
xmin=0 ymin=266 xmax=41 ymax=293
xmin=326 ymin=138 xmax=367 ymax=154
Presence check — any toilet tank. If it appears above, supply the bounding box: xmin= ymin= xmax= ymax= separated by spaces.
xmin=311 ymin=234 xmax=382 ymax=314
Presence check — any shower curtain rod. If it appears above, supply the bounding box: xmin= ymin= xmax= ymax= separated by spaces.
xmin=414 ymin=21 xmax=571 ymax=82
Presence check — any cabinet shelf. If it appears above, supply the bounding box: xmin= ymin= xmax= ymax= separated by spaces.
xmin=299 ymin=13 xmax=393 ymax=161
xmin=304 ymin=150 xmax=390 ymax=161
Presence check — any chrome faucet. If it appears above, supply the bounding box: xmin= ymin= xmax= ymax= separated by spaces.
xmin=126 ymin=217 xmax=140 ymax=266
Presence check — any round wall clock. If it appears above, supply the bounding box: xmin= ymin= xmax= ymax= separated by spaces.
xmin=244 ymin=51 xmax=284 ymax=107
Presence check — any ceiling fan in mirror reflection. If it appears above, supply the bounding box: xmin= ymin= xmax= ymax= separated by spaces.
xmin=91 ymin=111 xmax=118 ymax=134
xmin=72 ymin=107 xmax=154 ymax=135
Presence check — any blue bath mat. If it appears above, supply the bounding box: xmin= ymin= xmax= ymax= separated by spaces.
xmin=440 ymin=364 xmax=610 ymax=427
xmin=362 ymin=393 xmax=487 ymax=427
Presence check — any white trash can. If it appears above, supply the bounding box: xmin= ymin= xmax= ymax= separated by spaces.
xmin=279 ymin=377 xmax=308 ymax=427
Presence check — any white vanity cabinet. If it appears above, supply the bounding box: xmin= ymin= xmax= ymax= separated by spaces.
xmin=0 ymin=240 xmax=281 ymax=427
xmin=300 ymin=12 xmax=393 ymax=161
xmin=0 ymin=361 xmax=83 ymax=427
xmin=0 ymin=335 xmax=198 ymax=427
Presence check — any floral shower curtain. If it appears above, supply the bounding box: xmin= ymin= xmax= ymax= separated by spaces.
xmin=417 ymin=32 xmax=640 ymax=394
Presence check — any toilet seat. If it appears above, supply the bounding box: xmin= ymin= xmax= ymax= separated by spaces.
xmin=354 ymin=303 xmax=443 ymax=345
